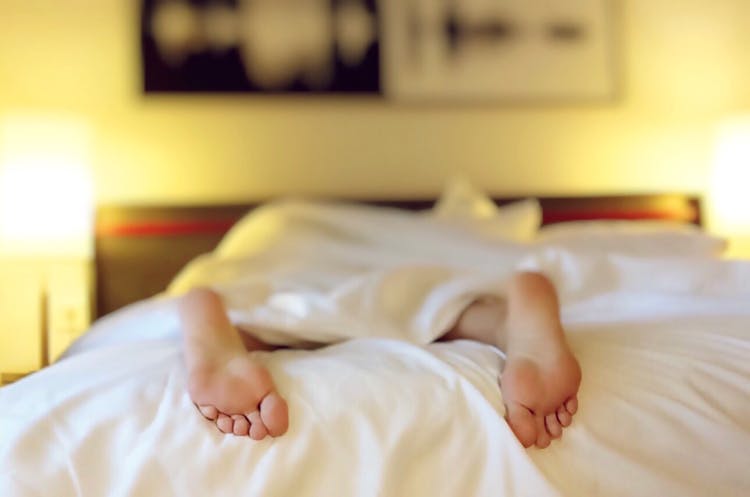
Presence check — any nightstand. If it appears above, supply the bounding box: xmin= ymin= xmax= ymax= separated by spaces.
xmin=0 ymin=258 xmax=93 ymax=382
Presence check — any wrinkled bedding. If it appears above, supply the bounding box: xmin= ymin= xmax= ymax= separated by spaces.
xmin=2 ymin=201 xmax=749 ymax=497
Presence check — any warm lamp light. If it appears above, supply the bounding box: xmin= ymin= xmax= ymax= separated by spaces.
xmin=0 ymin=115 xmax=94 ymax=367
xmin=709 ymin=118 xmax=750 ymax=257
xmin=0 ymin=116 xmax=93 ymax=257
xmin=0 ymin=163 xmax=93 ymax=257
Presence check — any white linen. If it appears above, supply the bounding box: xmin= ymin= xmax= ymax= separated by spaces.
xmin=1 ymin=327 xmax=555 ymax=497
xmin=2 ymin=202 xmax=750 ymax=497
xmin=212 ymin=198 xmax=530 ymax=262
xmin=172 ymin=199 xmax=529 ymax=346
xmin=536 ymin=220 xmax=727 ymax=257
xmin=430 ymin=178 xmax=542 ymax=242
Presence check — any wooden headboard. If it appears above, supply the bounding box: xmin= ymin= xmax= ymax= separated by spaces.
xmin=94 ymin=194 xmax=701 ymax=319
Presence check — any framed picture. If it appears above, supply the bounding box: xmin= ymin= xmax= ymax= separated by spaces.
xmin=141 ymin=0 xmax=616 ymax=102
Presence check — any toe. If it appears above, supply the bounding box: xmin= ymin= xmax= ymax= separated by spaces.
xmin=216 ymin=414 xmax=234 ymax=434
xmin=534 ymin=416 xmax=552 ymax=449
xmin=565 ymin=396 xmax=578 ymax=415
xmin=260 ymin=392 xmax=289 ymax=437
xmin=232 ymin=415 xmax=250 ymax=436
xmin=505 ymin=402 xmax=538 ymax=448
xmin=536 ymin=432 xmax=551 ymax=448
xmin=535 ymin=416 xmax=551 ymax=448
xmin=545 ymin=413 xmax=563 ymax=439
xmin=197 ymin=405 xmax=219 ymax=421
xmin=247 ymin=411 xmax=269 ymax=440
xmin=557 ymin=405 xmax=572 ymax=427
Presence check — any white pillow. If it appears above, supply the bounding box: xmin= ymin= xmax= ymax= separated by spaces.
xmin=536 ymin=220 xmax=727 ymax=257
xmin=430 ymin=178 xmax=541 ymax=242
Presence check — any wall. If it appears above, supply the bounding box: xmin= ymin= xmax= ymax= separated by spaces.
xmin=1 ymin=0 xmax=749 ymax=205
xmin=1 ymin=0 xmax=749 ymax=372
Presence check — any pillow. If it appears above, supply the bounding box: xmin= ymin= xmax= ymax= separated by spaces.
xmin=217 ymin=182 xmax=541 ymax=261
xmin=430 ymin=178 xmax=541 ymax=242
xmin=535 ymin=220 xmax=727 ymax=257
xmin=432 ymin=177 xmax=501 ymax=220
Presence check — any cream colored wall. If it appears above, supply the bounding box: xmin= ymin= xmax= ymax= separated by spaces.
xmin=1 ymin=1 xmax=749 ymax=373
xmin=1 ymin=0 xmax=750 ymax=205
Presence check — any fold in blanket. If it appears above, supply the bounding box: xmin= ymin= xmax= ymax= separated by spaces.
xmin=164 ymin=200 xmax=750 ymax=347
xmin=167 ymin=200 xmax=529 ymax=346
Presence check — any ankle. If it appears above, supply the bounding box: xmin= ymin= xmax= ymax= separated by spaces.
xmin=449 ymin=297 xmax=508 ymax=348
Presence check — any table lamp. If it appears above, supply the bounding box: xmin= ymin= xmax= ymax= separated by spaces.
xmin=0 ymin=115 xmax=93 ymax=368
xmin=709 ymin=117 xmax=750 ymax=258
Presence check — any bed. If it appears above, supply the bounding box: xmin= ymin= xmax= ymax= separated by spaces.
xmin=1 ymin=186 xmax=749 ymax=497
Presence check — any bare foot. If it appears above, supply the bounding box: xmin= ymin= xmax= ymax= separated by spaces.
xmin=179 ymin=288 xmax=289 ymax=439
xmin=189 ymin=350 xmax=289 ymax=439
xmin=501 ymin=337 xmax=581 ymax=448
xmin=501 ymin=273 xmax=581 ymax=448
xmin=442 ymin=272 xmax=581 ymax=448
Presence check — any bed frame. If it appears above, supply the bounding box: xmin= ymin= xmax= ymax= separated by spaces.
xmin=94 ymin=194 xmax=701 ymax=319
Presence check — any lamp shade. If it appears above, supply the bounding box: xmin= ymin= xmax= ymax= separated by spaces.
xmin=0 ymin=116 xmax=93 ymax=258
xmin=709 ymin=117 xmax=750 ymax=256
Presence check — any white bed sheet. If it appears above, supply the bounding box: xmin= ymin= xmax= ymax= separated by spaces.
xmin=2 ymin=202 xmax=750 ymax=497
xmin=1 ymin=313 xmax=556 ymax=496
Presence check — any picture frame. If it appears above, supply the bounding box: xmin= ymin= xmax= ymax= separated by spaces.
xmin=141 ymin=0 xmax=617 ymax=103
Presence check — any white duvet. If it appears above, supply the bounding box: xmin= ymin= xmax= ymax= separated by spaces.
xmin=2 ymin=201 xmax=750 ymax=497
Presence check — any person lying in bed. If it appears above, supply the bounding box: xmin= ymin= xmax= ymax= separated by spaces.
xmin=178 ymin=271 xmax=581 ymax=449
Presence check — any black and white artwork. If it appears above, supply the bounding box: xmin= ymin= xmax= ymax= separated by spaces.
xmin=141 ymin=0 xmax=615 ymax=101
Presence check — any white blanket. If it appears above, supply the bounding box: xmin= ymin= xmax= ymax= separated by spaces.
xmin=167 ymin=200 xmax=531 ymax=346
xmin=2 ymin=201 xmax=750 ymax=497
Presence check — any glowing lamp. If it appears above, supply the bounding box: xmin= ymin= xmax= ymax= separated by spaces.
xmin=0 ymin=115 xmax=94 ymax=368
xmin=709 ymin=118 xmax=750 ymax=258
xmin=0 ymin=116 xmax=93 ymax=258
